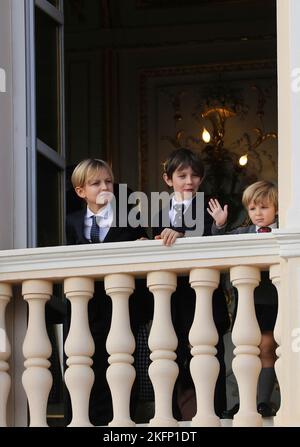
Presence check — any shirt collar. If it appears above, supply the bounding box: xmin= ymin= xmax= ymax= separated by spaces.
xmin=86 ymin=202 xmax=112 ymax=219
xmin=255 ymin=221 xmax=277 ymax=232
xmin=171 ymin=196 xmax=193 ymax=211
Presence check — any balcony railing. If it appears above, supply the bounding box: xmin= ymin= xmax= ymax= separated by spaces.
xmin=0 ymin=232 xmax=297 ymax=427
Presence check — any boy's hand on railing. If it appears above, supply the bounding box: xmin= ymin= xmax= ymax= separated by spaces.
xmin=207 ymin=198 xmax=228 ymax=227
xmin=155 ymin=228 xmax=184 ymax=246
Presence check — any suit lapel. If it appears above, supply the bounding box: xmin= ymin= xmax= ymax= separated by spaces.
xmin=75 ymin=208 xmax=90 ymax=243
xmin=103 ymin=226 xmax=120 ymax=243
xmin=102 ymin=204 xmax=121 ymax=242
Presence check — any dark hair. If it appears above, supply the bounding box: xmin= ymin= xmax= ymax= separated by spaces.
xmin=163 ymin=147 xmax=205 ymax=179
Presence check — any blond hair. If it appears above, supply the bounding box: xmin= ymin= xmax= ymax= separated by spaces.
xmin=242 ymin=180 xmax=278 ymax=212
xmin=71 ymin=158 xmax=114 ymax=188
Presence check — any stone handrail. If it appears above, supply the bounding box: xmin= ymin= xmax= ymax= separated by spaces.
xmin=0 ymin=231 xmax=299 ymax=426
xmin=0 ymin=233 xmax=280 ymax=281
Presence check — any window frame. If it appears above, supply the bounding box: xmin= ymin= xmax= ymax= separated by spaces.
xmin=25 ymin=0 xmax=65 ymax=247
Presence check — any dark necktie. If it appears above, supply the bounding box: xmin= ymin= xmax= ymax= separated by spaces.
xmin=173 ymin=203 xmax=183 ymax=228
xmin=257 ymin=226 xmax=272 ymax=233
xmin=90 ymin=215 xmax=100 ymax=243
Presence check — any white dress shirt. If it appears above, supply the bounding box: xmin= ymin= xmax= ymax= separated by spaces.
xmin=84 ymin=203 xmax=114 ymax=242
xmin=169 ymin=197 xmax=193 ymax=226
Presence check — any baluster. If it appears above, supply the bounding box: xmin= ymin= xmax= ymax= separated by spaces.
xmin=269 ymin=263 xmax=281 ymax=425
xmin=22 ymin=280 xmax=53 ymax=427
xmin=147 ymin=271 xmax=178 ymax=427
xmin=230 ymin=266 xmax=262 ymax=427
xmin=64 ymin=277 xmax=95 ymax=427
xmin=105 ymin=273 xmax=135 ymax=427
xmin=0 ymin=283 xmax=12 ymax=427
xmin=189 ymin=268 xmax=221 ymax=427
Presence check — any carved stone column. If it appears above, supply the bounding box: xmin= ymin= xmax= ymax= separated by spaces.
xmin=0 ymin=283 xmax=12 ymax=427
xmin=230 ymin=266 xmax=262 ymax=427
xmin=22 ymin=280 xmax=53 ymax=427
xmin=104 ymin=273 xmax=135 ymax=427
xmin=269 ymin=263 xmax=282 ymax=426
xmin=189 ymin=268 xmax=221 ymax=427
xmin=64 ymin=277 xmax=94 ymax=427
xmin=147 ymin=271 xmax=178 ymax=427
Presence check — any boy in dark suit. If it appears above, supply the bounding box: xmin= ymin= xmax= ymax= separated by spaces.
xmin=208 ymin=180 xmax=278 ymax=418
xmin=152 ymin=147 xmax=230 ymax=419
xmin=66 ymin=158 xmax=148 ymax=425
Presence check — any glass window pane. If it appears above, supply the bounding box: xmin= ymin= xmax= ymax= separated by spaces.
xmin=37 ymin=153 xmax=62 ymax=247
xmin=35 ymin=7 xmax=60 ymax=151
xmin=47 ymin=0 xmax=59 ymax=7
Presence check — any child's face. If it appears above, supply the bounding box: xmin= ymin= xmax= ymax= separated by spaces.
xmin=247 ymin=199 xmax=276 ymax=227
xmin=163 ymin=166 xmax=202 ymax=201
xmin=75 ymin=167 xmax=114 ymax=212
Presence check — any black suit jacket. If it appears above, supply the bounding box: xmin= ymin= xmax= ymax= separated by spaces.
xmin=64 ymin=200 xmax=150 ymax=425
xmin=149 ymin=195 xmax=229 ymax=410
xmin=151 ymin=195 xmax=212 ymax=238
xmin=151 ymin=195 xmax=229 ymax=332
xmin=66 ymin=207 xmax=147 ymax=245
xmin=66 ymin=203 xmax=149 ymax=335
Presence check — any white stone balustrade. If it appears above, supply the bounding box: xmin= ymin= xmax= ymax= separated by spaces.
xmin=189 ymin=268 xmax=221 ymax=427
xmin=0 ymin=283 xmax=12 ymax=427
xmin=230 ymin=266 xmax=262 ymax=427
xmin=147 ymin=271 xmax=178 ymax=427
xmin=0 ymin=232 xmax=297 ymax=426
xmin=64 ymin=277 xmax=95 ymax=427
xmin=22 ymin=279 xmax=53 ymax=427
xmin=105 ymin=273 xmax=136 ymax=427
xmin=269 ymin=263 xmax=281 ymax=426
